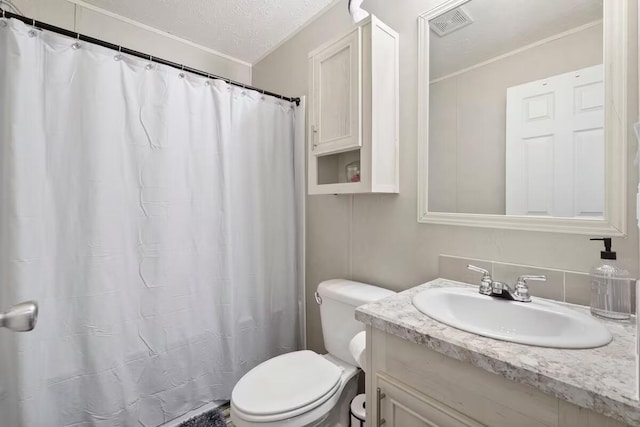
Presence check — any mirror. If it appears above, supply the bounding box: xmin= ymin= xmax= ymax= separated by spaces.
xmin=417 ymin=0 xmax=628 ymax=235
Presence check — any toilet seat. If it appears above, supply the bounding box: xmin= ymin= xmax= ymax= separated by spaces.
xmin=232 ymin=350 xmax=343 ymax=423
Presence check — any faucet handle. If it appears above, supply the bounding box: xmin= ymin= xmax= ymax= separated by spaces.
xmin=467 ymin=264 xmax=490 ymax=277
xmin=467 ymin=265 xmax=492 ymax=295
xmin=514 ymin=275 xmax=546 ymax=302
xmin=517 ymin=275 xmax=546 ymax=284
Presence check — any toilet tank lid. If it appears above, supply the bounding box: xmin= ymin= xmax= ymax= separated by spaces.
xmin=317 ymin=279 xmax=395 ymax=307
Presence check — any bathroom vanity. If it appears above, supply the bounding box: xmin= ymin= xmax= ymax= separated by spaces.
xmin=356 ymin=279 xmax=639 ymax=426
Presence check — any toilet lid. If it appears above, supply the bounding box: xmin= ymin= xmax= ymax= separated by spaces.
xmin=232 ymin=350 xmax=342 ymax=417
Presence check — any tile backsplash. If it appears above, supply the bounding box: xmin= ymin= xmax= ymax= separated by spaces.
xmin=439 ymin=255 xmax=636 ymax=313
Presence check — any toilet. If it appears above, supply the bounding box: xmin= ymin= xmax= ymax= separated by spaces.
xmin=231 ymin=279 xmax=395 ymax=427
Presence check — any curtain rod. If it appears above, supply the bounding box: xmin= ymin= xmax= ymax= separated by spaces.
xmin=0 ymin=8 xmax=301 ymax=106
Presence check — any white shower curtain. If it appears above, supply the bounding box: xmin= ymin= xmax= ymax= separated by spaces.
xmin=0 ymin=18 xmax=302 ymax=427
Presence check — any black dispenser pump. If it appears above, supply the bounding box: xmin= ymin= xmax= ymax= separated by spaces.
xmin=590 ymin=238 xmax=616 ymax=260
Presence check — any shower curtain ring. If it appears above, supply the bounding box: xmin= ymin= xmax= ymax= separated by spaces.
xmin=179 ymin=65 xmax=185 ymax=79
xmin=72 ymin=33 xmax=81 ymax=49
xmin=28 ymin=18 xmax=37 ymax=36
xmin=114 ymin=46 xmax=122 ymax=61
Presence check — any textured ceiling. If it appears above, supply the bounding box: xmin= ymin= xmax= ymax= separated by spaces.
xmin=430 ymin=0 xmax=603 ymax=79
xmin=81 ymin=0 xmax=339 ymax=64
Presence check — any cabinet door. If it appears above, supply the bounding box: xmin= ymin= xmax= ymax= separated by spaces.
xmin=311 ymin=29 xmax=361 ymax=155
xmin=377 ymin=374 xmax=483 ymax=427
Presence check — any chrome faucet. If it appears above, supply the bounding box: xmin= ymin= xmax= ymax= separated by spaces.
xmin=467 ymin=264 xmax=546 ymax=302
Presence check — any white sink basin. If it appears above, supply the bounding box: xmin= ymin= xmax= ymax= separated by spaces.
xmin=412 ymin=287 xmax=612 ymax=349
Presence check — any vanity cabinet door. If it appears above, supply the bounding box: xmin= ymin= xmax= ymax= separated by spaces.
xmin=376 ymin=374 xmax=483 ymax=427
xmin=310 ymin=28 xmax=361 ymax=156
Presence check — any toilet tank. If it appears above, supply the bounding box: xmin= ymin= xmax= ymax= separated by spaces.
xmin=317 ymin=279 xmax=395 ymax=366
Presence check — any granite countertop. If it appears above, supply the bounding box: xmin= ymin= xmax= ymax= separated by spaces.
xmin=355 ymin=278 xmax=639 ymax=426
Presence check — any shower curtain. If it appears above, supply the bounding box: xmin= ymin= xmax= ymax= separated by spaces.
xmin=0 ymin=18 xmax=303 ymax=427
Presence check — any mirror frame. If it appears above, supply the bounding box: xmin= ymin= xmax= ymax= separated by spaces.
xmin=417 ymin=0 xmax=628 ymax=236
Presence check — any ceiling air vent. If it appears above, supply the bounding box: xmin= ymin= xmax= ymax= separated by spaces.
xmin=429 ymin=7 xmax=473 ymax=37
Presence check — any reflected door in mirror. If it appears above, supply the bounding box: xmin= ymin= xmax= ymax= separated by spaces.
xmin=505 ymin=65 xmax=604 ymax=218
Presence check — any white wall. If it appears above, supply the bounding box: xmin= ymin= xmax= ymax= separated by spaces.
xmin=253 ymin=0 xmax=639 ymax=353
xmin=5 ymin=0 xmax=251 ymax=84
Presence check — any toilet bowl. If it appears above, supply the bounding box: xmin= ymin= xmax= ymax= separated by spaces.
xmin=231 ymin=352 xmax=359 ymax=427
xmin=230 ymin=279 xmax=395 ymax=427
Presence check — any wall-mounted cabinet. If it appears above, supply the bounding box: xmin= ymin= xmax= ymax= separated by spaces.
xmin=308 ymin=16 xmax=399 ymax=195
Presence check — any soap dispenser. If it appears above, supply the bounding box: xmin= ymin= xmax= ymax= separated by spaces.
xmin=589 ymin=238 xmax=633 ymax=321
